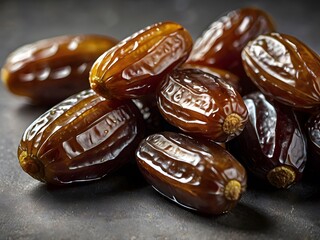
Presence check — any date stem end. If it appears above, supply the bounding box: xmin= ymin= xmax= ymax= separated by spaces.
xmin=19 ymin=151 xmax=45 ymax=182
xmin=267 ymin=166 xmax=296 ymax=188
xmin=223 ymin=113 xmax=243 ymax=135
xmin=224 ymin=180 xmax=242 ymax=201
xmin=1 ymin=68 xmax=9 ymax=85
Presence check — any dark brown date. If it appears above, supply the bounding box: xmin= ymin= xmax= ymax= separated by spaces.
xmin=187 ymin=7 xmax=275 ymax=78
xmin=157 ymin=68 xmax=248 ymax=142
xmin=135 ymin=132 xmax=247 ymax=215
xmin=306 ymin=113 xmax=320 ymax=174
xmin=242 ymin=33 xmax=320 ymax=110
xmin=1 ymin=35 xmax=118 ymax=105
xmin=89 ymin=22 xmax=193 ymax=100
xmin=18 ymin=89 xmax=144 ymax=185
xmin=230 ymin=92 xmax=307 ymax=188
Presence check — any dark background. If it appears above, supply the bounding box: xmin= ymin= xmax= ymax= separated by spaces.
xmin=0 ymin=0 xmax=319 ymax=239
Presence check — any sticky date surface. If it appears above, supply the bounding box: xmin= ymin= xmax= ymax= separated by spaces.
xmin=187 ymin=7 xmax=275 ymax=77
xmin=157 ymin=68 xmax=248 ymax=142
xmin=18 ymin=89 xmax=144 ymax=185
xmin=231 ymin=92 xmax=306 ymax=187
xmin=136 ymin=132 xmax=247 ymax=215
xmin=242 ymin=33 xmax=320 ymax=110
xmin=89 ymin=21 xmax=193 ymax=100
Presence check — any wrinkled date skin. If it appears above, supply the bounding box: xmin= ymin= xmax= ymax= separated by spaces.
xmin=136 ymin=132 xmax=247 ymax=215
xmin=18 ymin=89 xmax=144 ymax=185
xmin=187 ymin=7 xmax=275 ymax=79
xmin=242 ymin=33 xmax=320 ymax=110
xmin=306 ymin=113 xmax=320 ymax=174
xmin=230 ymin=92 xmax=307 ymax=188
xmin=89 ymin=22 xmax=193 ymax=100
xmin=182 ymin=63 xmax=241 ymax=93
xmin=1 ymin=35 xmax=118 ymax=105
xmin=157 ymin=68 xmax=248 ymax=142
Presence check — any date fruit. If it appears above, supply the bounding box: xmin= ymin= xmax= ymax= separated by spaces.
xmin=89 ymin=21 xmax=193 ymax=100
xmin=306 ymin=113 xmax=320 ymax=174
xmin=230 ymin=92 xmax=307 ymax=188
xmin=136 ymin=132 xmax=247 ymax=215
xmin=1 ymin=35 xmax=118 ymax=105
xmin=157 ymin=68 xmax=248 ymax=142
xmin=18 ymin=89 xmax=144 ymax=185
xmin=242 ymin=33 xmax=320 ymax=110
xmin=187 ymin=7 xmax=275 ymax=78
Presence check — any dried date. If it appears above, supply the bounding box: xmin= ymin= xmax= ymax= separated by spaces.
xmin=230 ymin=92 xmax=307 ymax=188
xmin=157 ymin=68 xmax=248 ymax=142
xmin=135 ymin=132 xmax=247 ymax=215
xmin=1 ymin=35 xmax=118 ymax=105
xmin=89 ymin=21 xmax=193 ymax=100
xmin=18 ymin=89 xmax=144 ymax=185
xmin=187 ymin=7 xmax=275 ymax=79
xmin=242 ymin=33 xmax=320 ymax=110
xmin=306 ymin=113 xmax=320 ymax=174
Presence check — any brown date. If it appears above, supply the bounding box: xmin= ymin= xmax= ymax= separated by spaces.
xmin=229 ymin=92 xmax=307 ymax=188
xmin=187 ymin=7 xmax=275 ymax=79
xmin=135 ymin=132 xmax=247 ymax=215
xmin=1 ymin=35 xmax=118 ymax=105
xmin=242 ymin=33 xmax=320 ymax=110
xmin=305 ymin=113 xmax=320 ymax=175
xmin=89 ymin=21 xmax=193 ymax=100
xmin=157 ymin=68 xmax=248 ymax=142
xmin=18 ymin=89 xmax=144 ymax=185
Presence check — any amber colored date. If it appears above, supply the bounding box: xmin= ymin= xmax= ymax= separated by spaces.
xmin=1 ymin=35 xmax=118 ymax=105
xmin=157 ymin=68 xmax=248 ymax=142
xmin=187 ymin=7 xmax=275 ymax=78
xmin=242 ymin=33 xmax=320 ymax=110
xmin=18 ymin=89 xmax=144 ymax=185
xmin=230 ymin=92 xmax=307 ymax=188
xmin=135 ymin=132 xmax=247 ymax=215
xmin=89 ymin=21 xmax=193 ymax=100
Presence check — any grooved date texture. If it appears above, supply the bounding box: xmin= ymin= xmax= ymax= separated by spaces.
xmin=136 ymin=132 xmax=247 ymax=215
xmin=89 ymin=22 xmax=193 ymax=100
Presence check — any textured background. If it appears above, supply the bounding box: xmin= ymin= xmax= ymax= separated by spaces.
xmin=0 ymin=0 xmax=319 ymax=239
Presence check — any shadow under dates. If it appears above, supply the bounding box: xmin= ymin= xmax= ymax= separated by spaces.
xmin=29 ymin=162 xmax=148 ymax=204
xmin=214 ymin=203 xmax=273 ymax=232
xmin=247 ymin=173 xmax=320 ymax=204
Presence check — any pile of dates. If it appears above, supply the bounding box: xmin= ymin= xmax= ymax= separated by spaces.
xmin=2 ymin=7 xmax=320 ymax=215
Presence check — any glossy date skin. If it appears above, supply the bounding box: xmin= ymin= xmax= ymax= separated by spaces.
xmin=230 ymin=92 xmax=307 ymax=188
xmin=157 ymin=68 xmax=248 ymax=142
xmin=136 ymin=132 xmax=247 ymax=215
xmin=187 ymin=7 xmax=275 ymax=78
xmin=18 ymin=89 xmax=144 ymax=185
xmin=306 ymin=113 xmax=320 ymax=174
xmin=89 ymin=21 xmax=193 ymax=100
xmin=242 ymin=33 xmax=320 ymax=110
xmin=1 ymin=35 xmax=118 ymax=105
